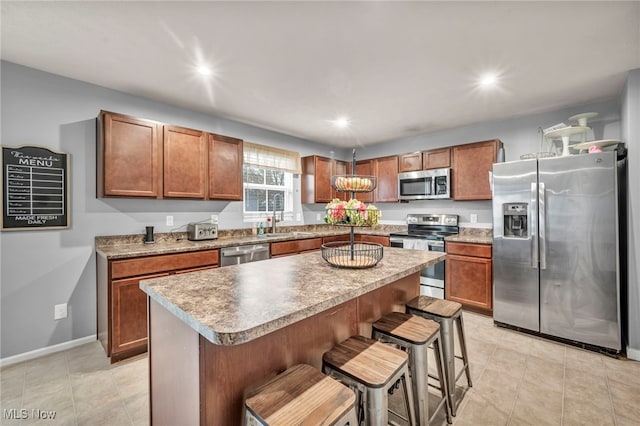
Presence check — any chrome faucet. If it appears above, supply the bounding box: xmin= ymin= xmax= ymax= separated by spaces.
xmin=272 ymin=194 xmax=283 ymax=233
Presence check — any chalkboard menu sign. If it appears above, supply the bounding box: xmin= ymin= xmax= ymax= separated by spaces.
xmin=1 ymin=145 xmax=70 ymax=230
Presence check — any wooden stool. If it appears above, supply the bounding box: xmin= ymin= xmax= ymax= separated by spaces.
xmin=245 ymin=364 xmax=359 ymax=425
xmin=372 ymin=312 xmax=452 ymax=425
xmin=322 ymin=335 xmax=417 ymax=426
xmin=406 ymin=296 xmax=472 ymax=416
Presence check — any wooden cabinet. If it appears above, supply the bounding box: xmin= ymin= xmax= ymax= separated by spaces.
xmin=301 ymin=156 xmax=334 ymax=203
xmin=163 ymin=125 xmax=208 ymax=199
xmin=270 ymin=238 xmax=323 ymax=257
xmin=373 ymin=155 xmax=398 ymax=202
xmin=97 ymin=249 xmax=219 ymax=362
xmin=452 ymin=139 xmax=501 ymax=200
xmin=208 ymin=134 xmax=243 ymax=200
xmin=423 ymin=147 xmax=451 ymax=169
xmin=398 ymin=152 xmax=422 ymax=172
xmin=98 ymin=111 xmax=244 ymax=201
xmin=98 ymin=111 xmax=162 ymax=198
xmin=445 ymin=242 xmax=492 ymax=314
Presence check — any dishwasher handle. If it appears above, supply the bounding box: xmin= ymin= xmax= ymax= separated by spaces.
xmin=221 ymin=245 xmax=269 ymax=257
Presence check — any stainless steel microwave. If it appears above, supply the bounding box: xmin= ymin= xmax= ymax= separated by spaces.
xmin=398 ymin=168 xmax=451 ymax=200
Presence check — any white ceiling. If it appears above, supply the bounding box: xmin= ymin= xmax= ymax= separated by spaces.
xmin=2 ymin=1 xmax=639 ymax=147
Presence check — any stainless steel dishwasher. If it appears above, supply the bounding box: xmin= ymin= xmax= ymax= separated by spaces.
xmin=220 ymin=244 xmax=270 ymax=266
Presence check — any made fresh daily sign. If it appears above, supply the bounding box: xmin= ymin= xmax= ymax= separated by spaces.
xmin=1 ymin=145 xmax=69 ymax=230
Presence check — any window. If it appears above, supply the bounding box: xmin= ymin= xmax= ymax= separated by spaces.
xmin=243 ymin=142 xmax=301 ymax=222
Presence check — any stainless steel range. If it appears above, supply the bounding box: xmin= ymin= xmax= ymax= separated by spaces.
xmin=390 ymin=214 xmax=459 ymax=299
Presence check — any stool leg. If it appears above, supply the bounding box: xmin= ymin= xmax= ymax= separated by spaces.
xmin=409 ymin=344 xmax=428 ymax=425
xmin=456 ymin=314 xmax=473 ymax=388
xmin=401 ymin=368 xmax=417 ymax=426
xmin=365 ymin=387 xmax=388 ymax=426
xmin=440 ymin=317 xmax=457 ymax=416
xmin=433 ymin=338 xmax=452 ymax=424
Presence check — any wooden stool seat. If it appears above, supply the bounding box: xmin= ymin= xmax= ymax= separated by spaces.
xmin=245 ymin=364 xmax=357 ymax=425
xmin=323 ymin=335 xmax=408 ymax=388
xmin=406 ymin=296 xmax=462 ymax=318
xmin=372 ymin=311 xmax=440 ymax=345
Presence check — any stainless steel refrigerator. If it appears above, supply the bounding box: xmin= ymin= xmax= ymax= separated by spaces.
xmin=492 ymin=150 xmax=626 ymax=352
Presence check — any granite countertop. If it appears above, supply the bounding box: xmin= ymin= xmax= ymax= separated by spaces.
xmin=95 ymin=224 xmax=407 ymax=259
xmin=139 ymin=247 xmax=445 ymax=346
xmin=445 ymin=227 xmax=493 ymax=245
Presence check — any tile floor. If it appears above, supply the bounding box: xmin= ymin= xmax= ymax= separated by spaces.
xmin=1 ymin=310 xmax=639 ymax=425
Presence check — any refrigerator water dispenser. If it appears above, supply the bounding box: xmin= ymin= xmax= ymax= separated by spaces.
xmin=503 ymin=203 xmax=528 ymax=238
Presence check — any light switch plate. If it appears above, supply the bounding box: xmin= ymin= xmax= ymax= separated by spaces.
xmin=54 ymin=303 xmax=67 ymax=320
xmin=166 ymin=215 xmax=174 ymax=226
xmin=470 ymin=213 xmax=478 ymax=223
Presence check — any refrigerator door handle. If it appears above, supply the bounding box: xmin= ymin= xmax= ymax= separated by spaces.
xmin=539 ymin=182 xmax=547 ymax=270
xmin=531 ymin=182 xmax=538 ymax=268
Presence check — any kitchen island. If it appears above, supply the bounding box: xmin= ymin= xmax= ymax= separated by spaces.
xmin=140 ymin=246 xmax=445 ymax=425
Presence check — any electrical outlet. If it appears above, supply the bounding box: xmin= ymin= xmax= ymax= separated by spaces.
xmin=470 ymin=213 xmax=478 ymax=223
xmin=166 ymin=215 xmax=174 ymax=226
xmin=211 ymin=215 xmax=218 ymax=224
xmin=316 ymin=213 xmax=321 ymax=221
xmin=54 ymin=303 xmax=67 ymax=320
xmin=296 ymin=212 xmax=301 ymax=221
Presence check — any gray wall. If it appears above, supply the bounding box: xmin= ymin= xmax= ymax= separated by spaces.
xmin=621 ymin=69 xmax=640 ymax=359
xmin=1 ymin=60 xmax=637 ymax=360
xmin=0 ymin=61 xmax=341 ymax=358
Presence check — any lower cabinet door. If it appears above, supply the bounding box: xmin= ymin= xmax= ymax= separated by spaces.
xmin=445 ymin=255 xmax=492 ymax=312
xmin=112 ymin=273 xmax=168 ymax=354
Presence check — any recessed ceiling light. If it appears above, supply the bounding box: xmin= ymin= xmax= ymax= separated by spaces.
xmin=197 ymin=65 xmax=212 ymax=76
xmin=330 ymin=116 xmax=351 ymax=129
xmin=479 ymin=73 xmax=498 ymax=88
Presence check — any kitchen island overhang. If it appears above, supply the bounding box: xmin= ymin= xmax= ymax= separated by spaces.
xmin=140 ymin=247 xmax=445 ymax=425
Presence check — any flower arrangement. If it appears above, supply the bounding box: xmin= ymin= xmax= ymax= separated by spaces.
xmin=324 ymin=198 xmax=381 ymax=227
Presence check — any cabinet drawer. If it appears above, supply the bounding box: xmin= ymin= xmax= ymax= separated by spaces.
xmin=446 ymin=242 xmax=491 ymax=258
xmin=355 ymin=235 xmax=390 ymax=246
xmin=271 ymin=238 xmax=323 ymax=256
xmin=322 ymin=235 xmax=350 ymax=244
xmin=111 ymin=249 xmax=220 ymax=279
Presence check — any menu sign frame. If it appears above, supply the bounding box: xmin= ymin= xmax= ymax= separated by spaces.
xmin=1 ymin=145 xmax=70 ymax=231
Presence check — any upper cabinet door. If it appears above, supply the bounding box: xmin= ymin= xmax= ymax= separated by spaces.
xmin=208 ymin=134 xmax=243 ymax=201
xmin=398 ymin=152 xmax=423 ymax=172
xmin=99 ymin=111 xmax=161 ymax=198
xmin=163 ymin=125 xmax=207 ymax=199
xmin=423 ymin=147 xmax=451 ymax=169
xmin=301 ymin=155 xmax=333 ymax=203
xmin=452 ymin=139 xmax=501 ymax=200
xmin=374 ymin=155 xmax=399 ymax=202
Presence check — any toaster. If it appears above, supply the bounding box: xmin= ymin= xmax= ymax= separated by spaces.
xmin=187 ymin=223 xmax=218 ymax=241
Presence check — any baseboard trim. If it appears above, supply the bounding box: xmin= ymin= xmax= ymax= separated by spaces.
xmin=0 ymin=335 xmax=97 ymax=368
xmin=627 ymin=345 xmax=640 ymax=361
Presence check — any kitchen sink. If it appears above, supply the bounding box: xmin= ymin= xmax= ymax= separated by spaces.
xmin=261 ymin=231 xmax=315 ymax=238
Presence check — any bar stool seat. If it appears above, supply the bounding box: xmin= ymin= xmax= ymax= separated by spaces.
xmin=245 ymin=364 xmax=358 ymax=425
xmin=406 ymin=296 xmax=472 ymax=417
xmin=323 ymin=335 xmax=417 ymax=426
xmin=373 ymin=312 xmax=452 ymax=425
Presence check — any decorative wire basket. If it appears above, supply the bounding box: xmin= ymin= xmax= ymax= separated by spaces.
xmin=321 ymin=242 xmax=383 ymax=269
xmin=331 ymin=175 xmax=377 ymax=192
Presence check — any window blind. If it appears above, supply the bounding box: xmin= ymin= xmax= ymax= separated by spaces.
xmin=243 ymin=142 xmax=302 ymax=174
